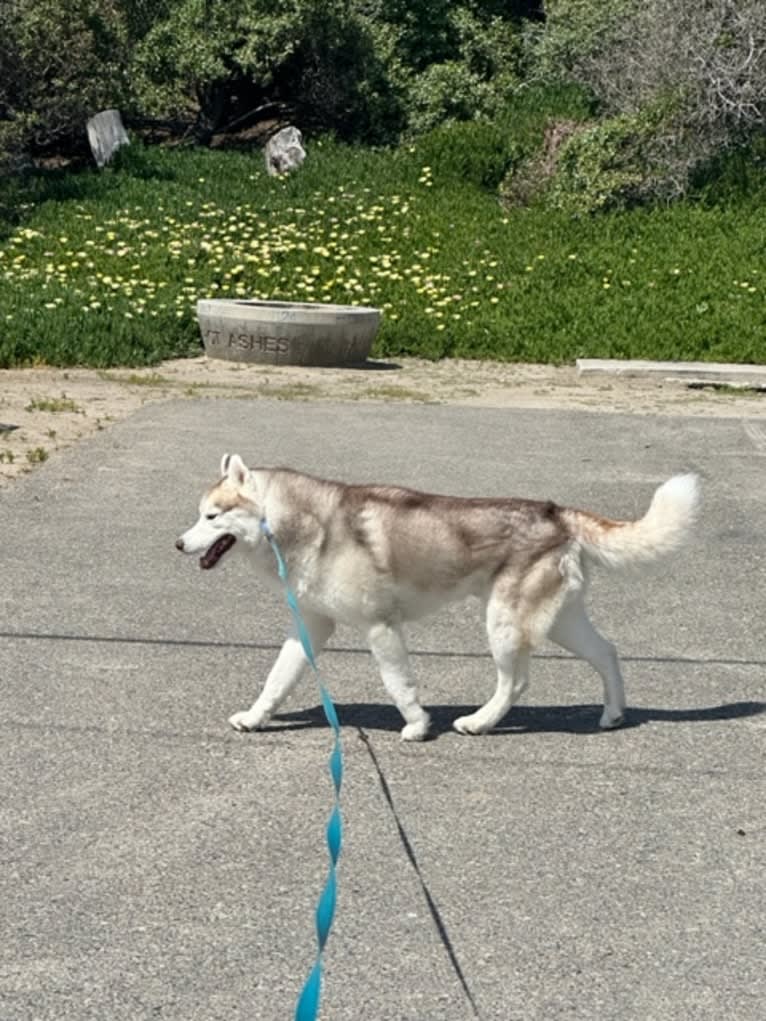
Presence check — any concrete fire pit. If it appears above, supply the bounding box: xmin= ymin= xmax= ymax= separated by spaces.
xmin=197 ymin=299 xmax=381 ymax=366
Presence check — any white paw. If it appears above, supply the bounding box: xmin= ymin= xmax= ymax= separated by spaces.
xmin=452 ymin=713 xmax=489 ymax=736
xmin=228 ymin=710 xmax=268 ymax=733
xmin=599 ymin=708 xmax=625 ymax=730
xmin=400 ymin=715 xmax=431 ymax=742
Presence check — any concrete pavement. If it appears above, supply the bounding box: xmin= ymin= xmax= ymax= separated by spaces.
xmin=1 ymin=399 xmax=764 ymax=1020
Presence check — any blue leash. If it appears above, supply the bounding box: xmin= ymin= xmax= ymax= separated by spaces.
xmin=259 ymin=519 xmax=343 ymax=1021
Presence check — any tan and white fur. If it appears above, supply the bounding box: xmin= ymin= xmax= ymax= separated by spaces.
xmin=176 ymin=454 xmax=699 ymax=740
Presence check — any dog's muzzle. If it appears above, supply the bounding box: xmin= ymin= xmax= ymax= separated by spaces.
xmin=175 ymin=533 xmax=237 ymax=568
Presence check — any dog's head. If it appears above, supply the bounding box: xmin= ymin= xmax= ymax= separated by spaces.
xmin=175 ymin=453 xmax=255 ymax=569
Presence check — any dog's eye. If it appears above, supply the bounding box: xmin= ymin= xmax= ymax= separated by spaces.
xmin=205 ymin=512 xmax=218 ymax=520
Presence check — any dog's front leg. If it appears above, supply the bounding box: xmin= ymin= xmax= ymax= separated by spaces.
xmin=367 ymin=622 xmax=431 ymax=741
xmin=229 ymin=612 xmax=335 ymax=732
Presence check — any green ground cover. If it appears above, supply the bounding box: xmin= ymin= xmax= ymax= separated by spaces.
xmin=1 ymin=133 xmax=764 ymax=367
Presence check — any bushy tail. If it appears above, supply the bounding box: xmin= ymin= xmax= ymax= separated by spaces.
xmin=563 ymin=474 xmax=700 ymax=569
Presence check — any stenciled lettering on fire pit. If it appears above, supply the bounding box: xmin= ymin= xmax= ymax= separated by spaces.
xmin=204 ymin=329 xmax=289 ymax=355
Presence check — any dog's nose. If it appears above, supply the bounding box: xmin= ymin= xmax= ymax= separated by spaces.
xmin=175 ymin=538 xmax=185 ymax=552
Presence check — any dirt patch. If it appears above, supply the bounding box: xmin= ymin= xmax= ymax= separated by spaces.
xmin=1 ymin=355 xmax=764 ymax=487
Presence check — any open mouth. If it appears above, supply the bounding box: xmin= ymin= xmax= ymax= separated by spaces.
xmin=199 ymin=533 xmax=236 ymax=569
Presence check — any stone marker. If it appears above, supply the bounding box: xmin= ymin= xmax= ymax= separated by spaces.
xmin=86 ymin=110 xmax=130 ymax=168
xmin=264 ymin=126 xmax=306 ymax=177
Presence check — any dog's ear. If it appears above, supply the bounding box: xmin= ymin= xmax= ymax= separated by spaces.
xmin=222 ymin=452 xmax=249 ymax=487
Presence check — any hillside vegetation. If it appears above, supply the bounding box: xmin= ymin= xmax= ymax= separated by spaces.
xmin=1 ymin=2 xmax=764 ymax=367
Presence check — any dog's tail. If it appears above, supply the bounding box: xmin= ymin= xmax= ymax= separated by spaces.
xmin=562 ymin=474 xmax=700 ymax=570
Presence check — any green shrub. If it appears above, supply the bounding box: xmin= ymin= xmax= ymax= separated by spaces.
xmin=409 ymin=119 xmax=521 ymax=190
xmin=403 ymin=7 xmax=524 ymax=135
xmin=406 ymin=63 xmax=490 ymax=136
xmin=522 ymin=0 xmax=633 ymax=84
xmin=689 ymin=134 xmax=766 ymax=207
xmin=496 ymin=82 xmax=594 ymax=146
xmin=527 ymin=0 xmax=766 ymax=202
xmin=499 ymin=117 xmax=583 ymax=208
xmin=411 ymin=85 xmax=593 ymax=197
xmin=0 ymin=0 xmax=130 ymax=170
xmin=546 ymin=111 xmax=658 ymax=214
xmin=133 ymin=0 xmax=404 ymax=142
xmin=500 ymin=101 xmax=678 ymax=215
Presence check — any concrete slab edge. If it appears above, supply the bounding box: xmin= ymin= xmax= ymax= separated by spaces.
xmin=576 ymin=358 xmax=766 ymax=383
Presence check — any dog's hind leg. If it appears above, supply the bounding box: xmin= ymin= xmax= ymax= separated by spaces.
xmin=549 ymin=597 xmax=625 ymax=729
xmin=453 ymin=643 xmax=530 ymax=737
xmin=229 ymin=611 xmax=335 ymax=732
xmin=453 ymin=591 xmax=530 ymax=737
xmin=367 ymin=622 xmax=431 ymax=741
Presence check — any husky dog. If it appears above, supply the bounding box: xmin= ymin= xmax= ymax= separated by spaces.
xmin=176 ymin=454 xmax=699 ymax=740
